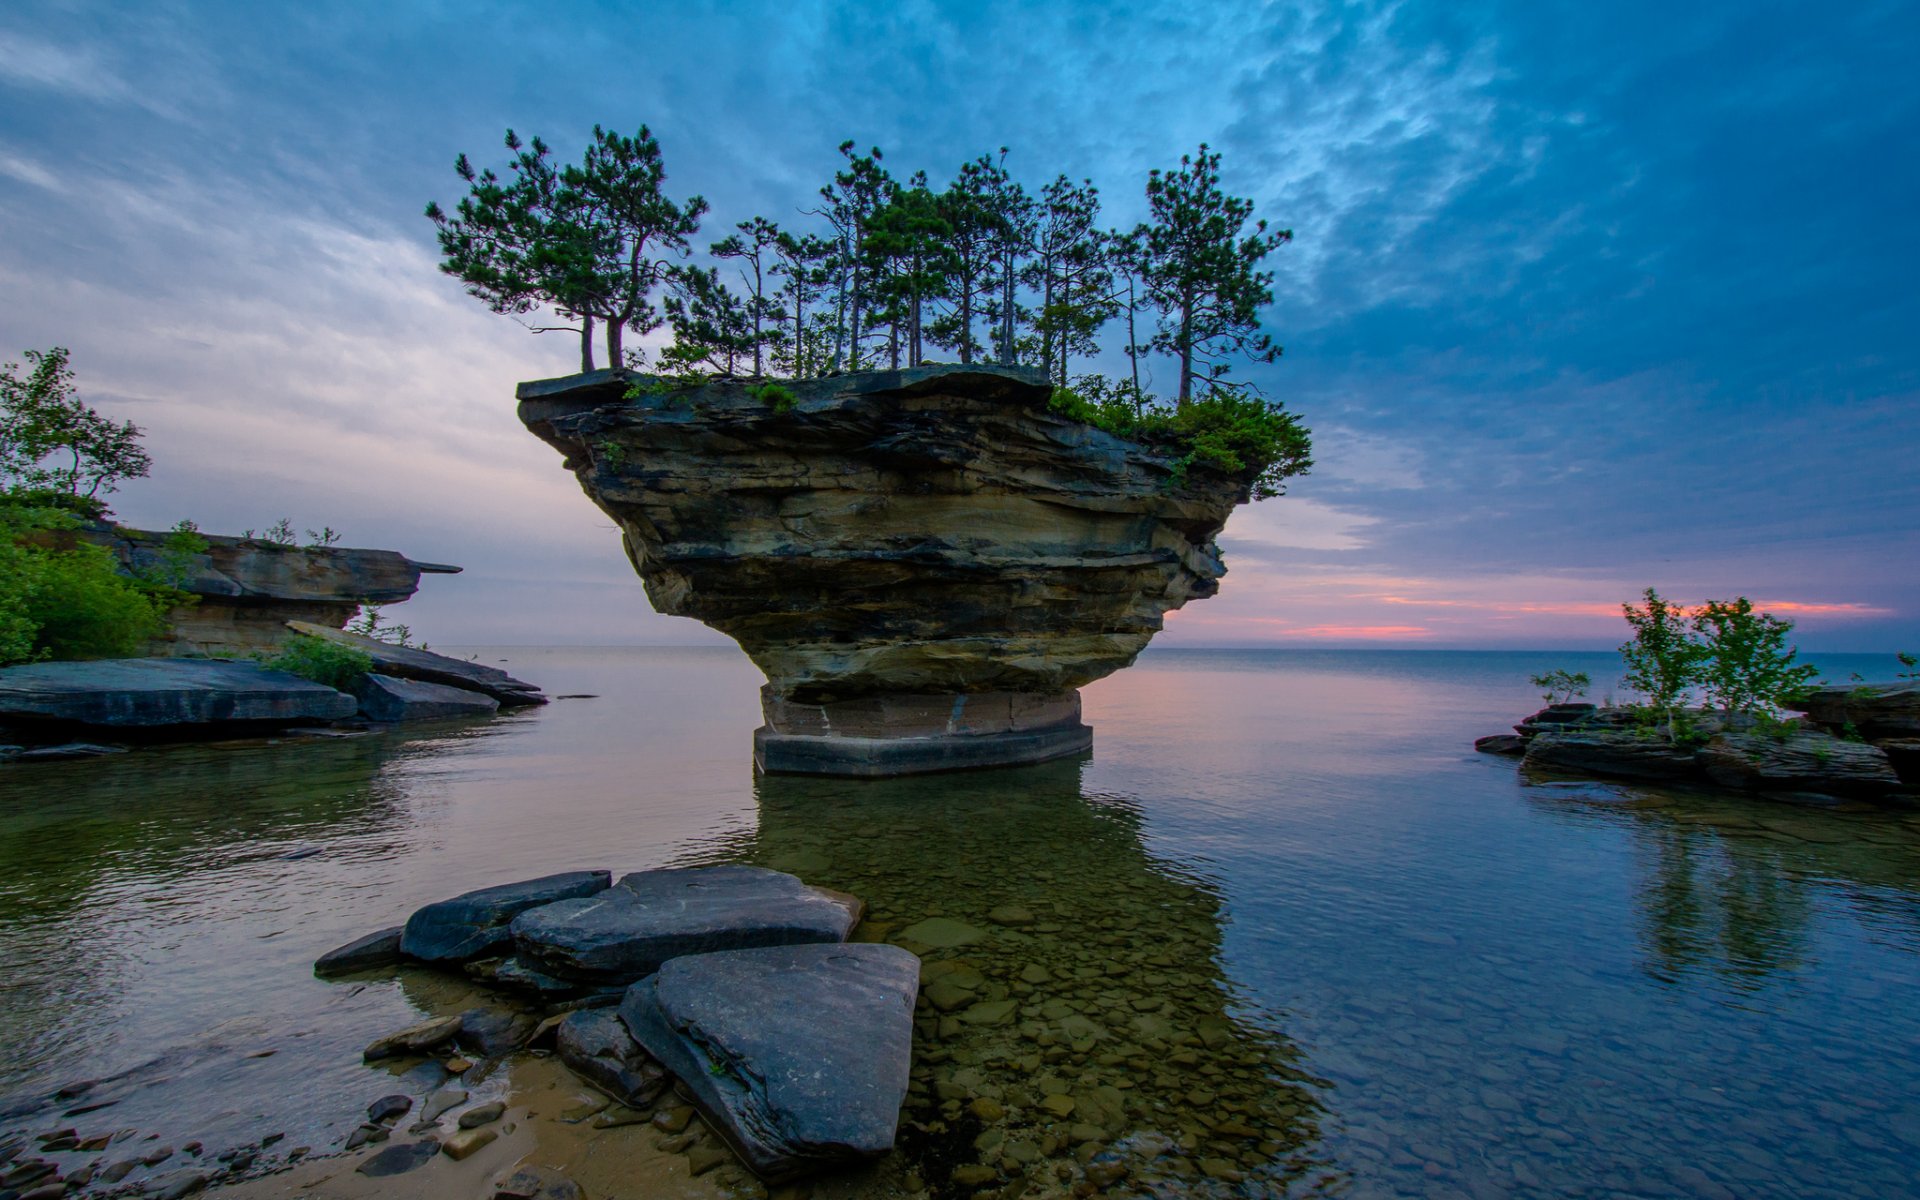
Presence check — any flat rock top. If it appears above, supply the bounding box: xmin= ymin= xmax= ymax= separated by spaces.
xmin=513 ymin=865 xmax=861 ymax=981
xmin=622 ymin=942 xmax=920 ymax=1165
xmin=0 ymin=657 xmax=343 ymax=696
xmin=401 ymin=870 xmax=613 ymax=963
xmin=286 ymin=621 xmax=545 ymax=704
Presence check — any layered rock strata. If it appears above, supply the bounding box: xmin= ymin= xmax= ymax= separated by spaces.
xmin=82 ymin=525 xmax=461 ymax=658
xmin=517 ymin=365 xmax=1251 ymax=774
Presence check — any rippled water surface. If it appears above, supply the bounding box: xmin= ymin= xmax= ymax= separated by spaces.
xmin=3 ymin=647 xmax=1918 ymax=1198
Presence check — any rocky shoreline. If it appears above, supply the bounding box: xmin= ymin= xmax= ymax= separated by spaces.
xmin=1476 ymin=683 xmax=1920 ymax=801
xmin=0 ymin=628 xmax=544 ymax=763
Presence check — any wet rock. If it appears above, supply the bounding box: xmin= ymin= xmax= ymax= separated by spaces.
xmin=314 ymin=926 xmax=403 ymax=976
xmin=442 ymin=1128 xmax=498 ymax=1160
xmin=396 ymin=1060 xmax=452 ymax=1092
xmin=1523 ymin=727 xmax=1702 ymax=782
xmin=22 ymin=1182 xmax=69 ymax=1200
xmin=285 ymin=621 xmax=546 ymax=706
xmin=686 ymin=1142 xmax=731 ymax=1175
xmin=1474 ymin=734 xmax=1526 ymax=755
xmin=419 ymin=1087 xmax=468 ymax=1124
xmin=1698 ymin=729 xmax=1901 ymax=794
xmin=401 ymin=871 xmax=612 ymax=963
xmin=371 ymin=1095 xmax=413 ymax=1124
xmin=1789 ymin=683 xmax=1920 ymax=739
xmin=620 ymin=942 xmax=919 ymax=1182
xmin=986 ymin=905 xmax=1035 ymax=927
xmin=3 ymin=1162 xmax=56 ymax=1189
xmin=456 ymin=1007 xmax=539 ymax=1057
xmin=344 ymin=1125 xmax=389 ymax=1150
xmin=364 ymin=1014 xmax=463 ymax=1061
xmin=100 ymin=1160 xmax=139 ymax=1183
xmin=493 ymin=1165 xmax=584 ymax=1200
xmin=355 ymin=1140 xmax=439 ymax=1177
xmin=555 ymin=1008 xmax=668 ymax=1107
xmin=458 ymin=1101 xmax=506 ymax=1129
xmin=146 ymin=1169 xmax=210 ymax=1199
xmin=353 ymin=674 xmax=501 ymax=723
xmin=464 ymin=955 xmax=583 ymax=995
xmin=512 ymin=866 xmax=860 ymax=984
xmin=0 ymin=658 xmax=357 ymax=727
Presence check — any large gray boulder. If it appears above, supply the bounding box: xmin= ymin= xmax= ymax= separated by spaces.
xmin=1697 ymin=730 xmax=1901 ymax=794
xmin=354 ymin=674 xmax=500 ymax=722
xmin=0 ymin=658 xmax=355 ymax=726
xmin=512 ymin=865 xmax=861 ymax=984
xmin=286 ymin=621 xmax=545 ymax=706
xmin=619 ymin=943 xmax=919 ymax=1181
xmin=1788 ymin=684 xmax=1920 ymax=740
xmin=401 ymin=871 xmax=612 ymax=963
xmin=555 ymin=1008 xmax=669 ymax=1107
xmin=1523 ymin=727 xmax=1703 ymax=781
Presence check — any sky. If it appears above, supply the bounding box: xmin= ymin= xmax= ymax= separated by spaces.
xmin=1 ymin=0 xmax=1915 ymax=652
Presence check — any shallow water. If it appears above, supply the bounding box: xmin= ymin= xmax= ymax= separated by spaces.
xmin=3 ymin=647 xmax=1918 ymax=1198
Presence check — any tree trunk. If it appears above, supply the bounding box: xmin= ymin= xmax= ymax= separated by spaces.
xmin=580 ymin=316 xmax=596 ymax=373
xmin=606 ymin=315 xmax=623 ymax=370
xmin=1177 ymin=293 xmax=1194 ymax=406
xmin=751 ymin=261 xmax=764 ymax=377
xmin=1125 ymin=276 xmax=1141 ymax=396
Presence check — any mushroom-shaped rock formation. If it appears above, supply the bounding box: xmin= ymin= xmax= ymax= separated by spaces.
xmin=518 ymin=364 xmax=1253 ymax=774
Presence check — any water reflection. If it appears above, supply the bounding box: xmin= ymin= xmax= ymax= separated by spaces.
xmin=1523 ymin=780 xmax=1920 ymax=990
xmin=681 ymin=760 xmax=1340 ymax=1199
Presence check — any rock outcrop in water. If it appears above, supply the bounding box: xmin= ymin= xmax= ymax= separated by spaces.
xmin=518 ymin=364 xmax=1252 ymax=773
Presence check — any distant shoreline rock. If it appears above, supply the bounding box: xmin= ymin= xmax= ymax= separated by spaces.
xmin=1476 ymin=694 xmax=1915 ymax=800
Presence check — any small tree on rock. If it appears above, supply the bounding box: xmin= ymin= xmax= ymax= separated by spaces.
xmin=0 ymin=347 xmax=151 ymax=508
xmin=1691 ymin=597 xmax=1819 ymax=721
xmin=1620 ymin=588 xmax=1705 ymax=737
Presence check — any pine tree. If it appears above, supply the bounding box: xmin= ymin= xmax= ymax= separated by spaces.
xmin=812 ymin=143 xmax=891 ymax=371
xmin=660 ymin=266 xmax=754 ymax=375
xmin=1024 ymin=176 xmax=1116 ymax=386
xmin=1139 ymin=144 xmax=1290 ymax=404
xmin=770 ymin=232 xmax=834 ymax=379
xmin=711 ymin=217 xmax=783 ymax=376
xmin=865 ymin=173 xmax=952 ymax=368
xmin=927 ymin=157 xmax=1004 ymax=364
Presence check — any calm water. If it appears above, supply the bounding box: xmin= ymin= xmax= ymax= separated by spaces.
xmin=3 ymin=647 xmax=1918 ymax=1198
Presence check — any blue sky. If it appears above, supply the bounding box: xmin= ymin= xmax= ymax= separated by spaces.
xmin=1 ymin=0 xmax=1914 ymax=651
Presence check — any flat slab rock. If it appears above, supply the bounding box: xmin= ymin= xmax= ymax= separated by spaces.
xmin=354 ymin=673 xmax=500 ymax=722
xmin=0 ymin=657 xmax=356 ymax=727
xmin=619 ymin=942 xmax=920 ymax=1181
xmin=554 ymin=1008 xmax=668 ymax=1107
xmin=402 ymin=871 xmax=613 ymax=963
xmin=286 ymin=621 xmax=546 ymax=706
xmin=314 ymin=926 xmax=403 ymax=976
xmin=512 ymin=865 xmax=862 ymax=984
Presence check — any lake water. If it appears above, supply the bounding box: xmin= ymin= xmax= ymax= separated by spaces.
xmin=3 ymin=647 xmax=1918 ymax=1199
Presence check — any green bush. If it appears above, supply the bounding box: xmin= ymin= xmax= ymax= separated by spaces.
xmin=752 ymin=382 xmax=798 ymax=415
xmin=1049 ymin=379 xmax=1312 ymax=499
xmin=261 ymin=635 xmax=374 ymax=691
xmin=0 ymin=503 xmax=167 ymax=664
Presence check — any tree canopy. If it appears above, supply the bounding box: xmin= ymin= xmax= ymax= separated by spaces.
xmin=430 ymin=129 xmax=1311 ymax=494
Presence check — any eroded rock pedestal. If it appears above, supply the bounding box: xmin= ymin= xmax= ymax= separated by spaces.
xmin=518 ymin=364 xmax=1250 ymax=775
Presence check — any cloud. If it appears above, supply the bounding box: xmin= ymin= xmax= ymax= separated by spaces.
xmin=0 ymin=29 xmax=130 ymax=102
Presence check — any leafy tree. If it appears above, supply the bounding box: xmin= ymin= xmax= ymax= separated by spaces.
xmin=1895 ymin=651 xmax=1917 ymax=682
xmin=1619 ymin=588 xmax=1706 ymax=736
xmin=1 ymin=347 xmax=151 ymax=505
xmin=1691 ymin=597 xmax=1820 ymax=719
xmin=710 ymin=217 xmax=783 ymax=376
xmin=1139 ymin=145 xmax=1291 ymax=404
xmin=0 ymin=503 xmax=167 ymax=664
xmin=1529 ymin=669 xmax=1592 ymax=706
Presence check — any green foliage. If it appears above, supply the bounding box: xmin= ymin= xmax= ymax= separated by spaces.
xmin=261 ymin=635 xmax=373 ymax=691
xmin=1691 ymin=597 xmax=1819 ymax=719
xmin=1048 ymin=378 xmax=1311 ymax=499
xmin=1529 ymin=669 xmax=1591 ymax=706
xmin=245 ymin=518 xmax=298 ymax=547
xmin=595 ymin=439 xmax=629 ymax=470
xmin=0 ymin=504 xmax=165 ymax=664
xmin=305 ymin=525 xmax=341 ymax=548
xmin=752 ymin=382 xmax=798 ymax=415
xmin=1619 ymin=588 xmax=1706 ymax=733
xmin=135 ymin=518 xmax=209 ymax=593
xmin=1 ymin=347 xmax=152 ymax=504
xmin=348 ymin=605 xmax=417 ymax=649
xmin=1898 ymin=652 xmax=1918 ymax=682
xmin=1840 ymin=721 xmax=1865 ymax=743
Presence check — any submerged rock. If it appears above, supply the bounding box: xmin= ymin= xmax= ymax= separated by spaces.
xmin=512 ymin=865 xmax=860 ymax=984
xmin=286 ymin=621 xmax=546 ymax=706
xmin=493 ymin=1165 xmax=583 ymax=1200
xmin=0 ymin=658 xmax=355 ymax=727
xmin=401 ymin=870 xmax=612 ymax=963
xmin=1697 ymin=730 xmax=1900 ymax=794
xmin=1473 ymin=734 xmax=1527 ymax=756
xmin=353 ymin=674 xmax=500 ymax=722
xmin=619 ymin=942 xmax=920 ymax=1181
xmin=364 ymin=1015 xmax=463 ymax=1062
xmin=355 ymin=1140 xmax=439 ymax=1177
xmin=455 ymin=1007 xmax=538 ymax=1057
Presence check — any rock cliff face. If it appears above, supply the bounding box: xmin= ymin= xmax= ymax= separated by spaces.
xmin=518 ymin=364 xmax=1253 ymax=773
xmin=83 ymin=526 xmax=460 ymax=657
